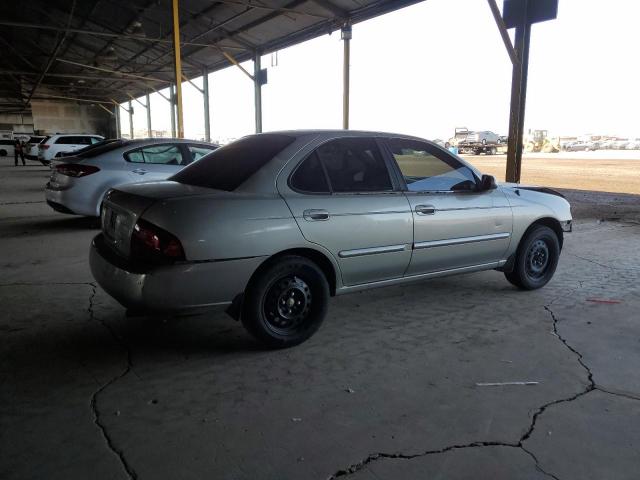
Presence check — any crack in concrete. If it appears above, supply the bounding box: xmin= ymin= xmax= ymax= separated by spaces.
xmin=0 ymin=281 xmax=95 ymax=287
xmin=567 ymin=253 xmax=615 ymax=271
xmin=0 ymin=200 xmax=45 ymax=205
xmin=328 ymin=442 xmax=560 ymax=480
xmin=596 ymin=387 xmax=640 ymax=402
xmin=520 ymin=446 xmax=561 ymax=480
xmin=87 ymin=283 xmax=138 ymax=479
xmin=327 ymin=303 xmax=602 ymax=480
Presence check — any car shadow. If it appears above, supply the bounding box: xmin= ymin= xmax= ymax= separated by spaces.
xmin=2 ymin=308 xmax=264 ymax=392
xmin=5 ymin=216 xmax=101 ymax=237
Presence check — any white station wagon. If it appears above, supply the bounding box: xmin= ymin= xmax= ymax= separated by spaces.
xmin=90 ymin=130 xmax=572 ymax=347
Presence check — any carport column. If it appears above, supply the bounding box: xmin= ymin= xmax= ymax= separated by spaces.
xmin=203 ymin=68 xmax=211 ymax=142
xmin=341 ymin=24 xmax=352 ymax=130
xmin=172 ymin=0 xmax=185 ymax=138
xmin=505 ymin=8 xmax=532 ymax=183
xmin=169 ymin=84 xmax=176 ymax=138
xmin=145 ymin=93 xmax=152 ymax=138
xmin=114 ymin=103 xmax=121 ymax=139
xmin=253 ymin=52 xmax=263 ymax=134
xmin=128 ymin=100 xmax=134 ymax=140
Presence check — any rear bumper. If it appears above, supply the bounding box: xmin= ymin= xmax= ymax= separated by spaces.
xmin=89 ymin=234 xmax=265 ymax=312
xmin=47 ymin=200 xmax=76 ymax=215
xmin=45 ymin=182 xmax=100 ymax=216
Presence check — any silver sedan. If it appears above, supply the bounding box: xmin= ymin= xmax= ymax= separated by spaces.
xmin=90 ymin=130 xmax=572 ymax=347
xmin=45 ymin=138 xmax=218 ymax=216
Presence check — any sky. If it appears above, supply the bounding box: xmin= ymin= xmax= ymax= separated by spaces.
xmin=120 ymin=0 xmax=640 ymax=143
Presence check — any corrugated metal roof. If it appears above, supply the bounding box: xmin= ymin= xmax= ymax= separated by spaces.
xmin=0 ymin=0 xmax=424 ymax=110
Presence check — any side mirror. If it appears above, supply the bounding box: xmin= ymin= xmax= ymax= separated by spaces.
xmin=479 ymin=174 xmax=497 ymax=191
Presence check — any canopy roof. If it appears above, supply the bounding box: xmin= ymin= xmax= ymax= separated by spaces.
xmin=0 ymin=0 xmax=423 ymax=110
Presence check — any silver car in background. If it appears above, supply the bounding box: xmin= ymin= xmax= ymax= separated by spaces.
xmin=45 ymin=138 xmax=218 ymax=216
xmin=90 ymin=130 xmax=572 ymax=347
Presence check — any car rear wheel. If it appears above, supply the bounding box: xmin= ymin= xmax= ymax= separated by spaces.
xmin=242 ymin=255 xmax=329 ymax=348
xmin=505 ymin=225 xmax=560 ymax=290
xmin=0 ymin=149 xmax=7 ymax=157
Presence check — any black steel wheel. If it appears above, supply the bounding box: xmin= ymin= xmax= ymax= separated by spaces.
xmin=242 ymin=255 xmax=329 ymax=348
xmin=505 ymin=225 xmax=560 ymax=290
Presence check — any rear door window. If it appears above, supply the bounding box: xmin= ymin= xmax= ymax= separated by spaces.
xmin=55 ymin=136 xmax=79 ymax=145
xmin=315 ymin=138 xmax=392 ymax=193
xmin=187 ymin=145 xmax=217 ymax=163
xmin=289 ymin=153 xmax=330 ymax=193
xmin=125 ymin=144 xmax=185 ymax=165
xmin=172 ymin=134 xmax=295 ymax=191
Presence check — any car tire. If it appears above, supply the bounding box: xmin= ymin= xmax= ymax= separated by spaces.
xmin=242 ymin=255 xmax=330 ymax=348
xmin=505 ymin=225 xmax=560 ymax=290
xmin=0 ymin=149 xmax=6 ymax=157
xmin=482 ymin=139 xmax=487 ymax=145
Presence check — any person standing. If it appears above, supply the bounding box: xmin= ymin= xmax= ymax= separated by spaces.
xmin=14 ymin=138 xmax=25 ymax=166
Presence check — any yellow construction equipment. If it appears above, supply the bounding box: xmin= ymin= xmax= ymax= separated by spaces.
xmin=524 ymin=129 xmax=560 ymax=153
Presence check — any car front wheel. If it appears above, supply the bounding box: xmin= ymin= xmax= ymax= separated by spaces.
xmin=505 ymin=225 xmax=560 ymax=290
xmin=242 ymin=255 xmax=329 ymax=348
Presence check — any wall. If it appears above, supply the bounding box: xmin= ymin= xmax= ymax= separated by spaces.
xmin=30 ymin=100 xmax=114 ymax=137
xmin=0 ymin=112 xmax=35 ymax=136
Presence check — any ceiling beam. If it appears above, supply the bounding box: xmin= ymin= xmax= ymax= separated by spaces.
xmin=309 ymin=0 xmax=348 ymax=18
xmin=26 ymin=0 xmax=78 ymax=104
xmin=214 ymin=1 xmax=333 ymax=19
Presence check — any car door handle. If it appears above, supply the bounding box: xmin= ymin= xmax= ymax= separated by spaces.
xmin=132 ymin=168 xmax=148 ymax=175
xmin=303 ymin=209 xmax=330 ymax=221
xmin=415 ymin=205 xmax=436 ymax=215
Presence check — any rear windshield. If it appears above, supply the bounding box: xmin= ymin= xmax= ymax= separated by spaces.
xmin=76 ymin=139 xmax=124 ymax=158
xmin=171 ymin=134 xmax=295 ymax=191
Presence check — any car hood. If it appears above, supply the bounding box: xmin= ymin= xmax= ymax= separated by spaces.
xmin=499 ymin=182 xmax=566 ymax=198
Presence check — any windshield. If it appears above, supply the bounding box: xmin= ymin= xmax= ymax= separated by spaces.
xmin=171 ymin=134 xmax=295 ymax=191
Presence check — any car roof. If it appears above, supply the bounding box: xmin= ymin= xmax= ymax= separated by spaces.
xmin=48 ymin=133 xmax=103 ymax=136
xmin=245 ymin=129 xmax=430 ymax=143
xmin=120 ymin=137 xmax=218 ymax=145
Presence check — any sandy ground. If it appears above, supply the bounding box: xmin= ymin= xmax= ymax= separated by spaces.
xmin=1 ymin=162 xmax=640 ymax=479
xmin=465 ymin=151 xmax=640 ymax=195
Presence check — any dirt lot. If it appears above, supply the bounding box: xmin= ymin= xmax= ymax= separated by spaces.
xmin=466 ymin=150 xmax=640 ymax=195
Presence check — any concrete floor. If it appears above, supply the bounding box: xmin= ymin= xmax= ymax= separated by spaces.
xmin=1 ymin=161 xmax=639 ymax=480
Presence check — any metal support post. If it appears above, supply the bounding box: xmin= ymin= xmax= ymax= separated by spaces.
xmin=505 ymin=6 xmax=532 ymax=183
xmin=114 ymin=104 xmax=120 ymax=139
xmin=254 ymin=52 xmax=263 ymax=133
xmin=169 ymin=84 xmax=176 ymax=138
xmin=171 ymin=0 xmax=184 ymax=138
xmin=341 ymin=25 xmax=352 ymax=130
xmin=145 ymin=93 xmax=151 ymax=137
xmin=202 ymin=68 xmax=211 ymax=142
xmin=128 ymin=100 xmax=134 ymax=139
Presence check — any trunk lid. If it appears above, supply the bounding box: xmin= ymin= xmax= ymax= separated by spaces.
xmin=101 ymin=189 xmax=158 ymax=258
xmin=100 ymin=181 xmax=222 ymax=259
xmin=115 ymin=180 xmax=214 ymax=200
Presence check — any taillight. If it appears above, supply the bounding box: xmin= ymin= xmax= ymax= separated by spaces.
xmin=55 ymin=164 xmax=100 ymax=177
xmin=131 ymin=219 xmax=185 ymax=263
xmin=40 ymin=144 xmax=50 ymax=149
